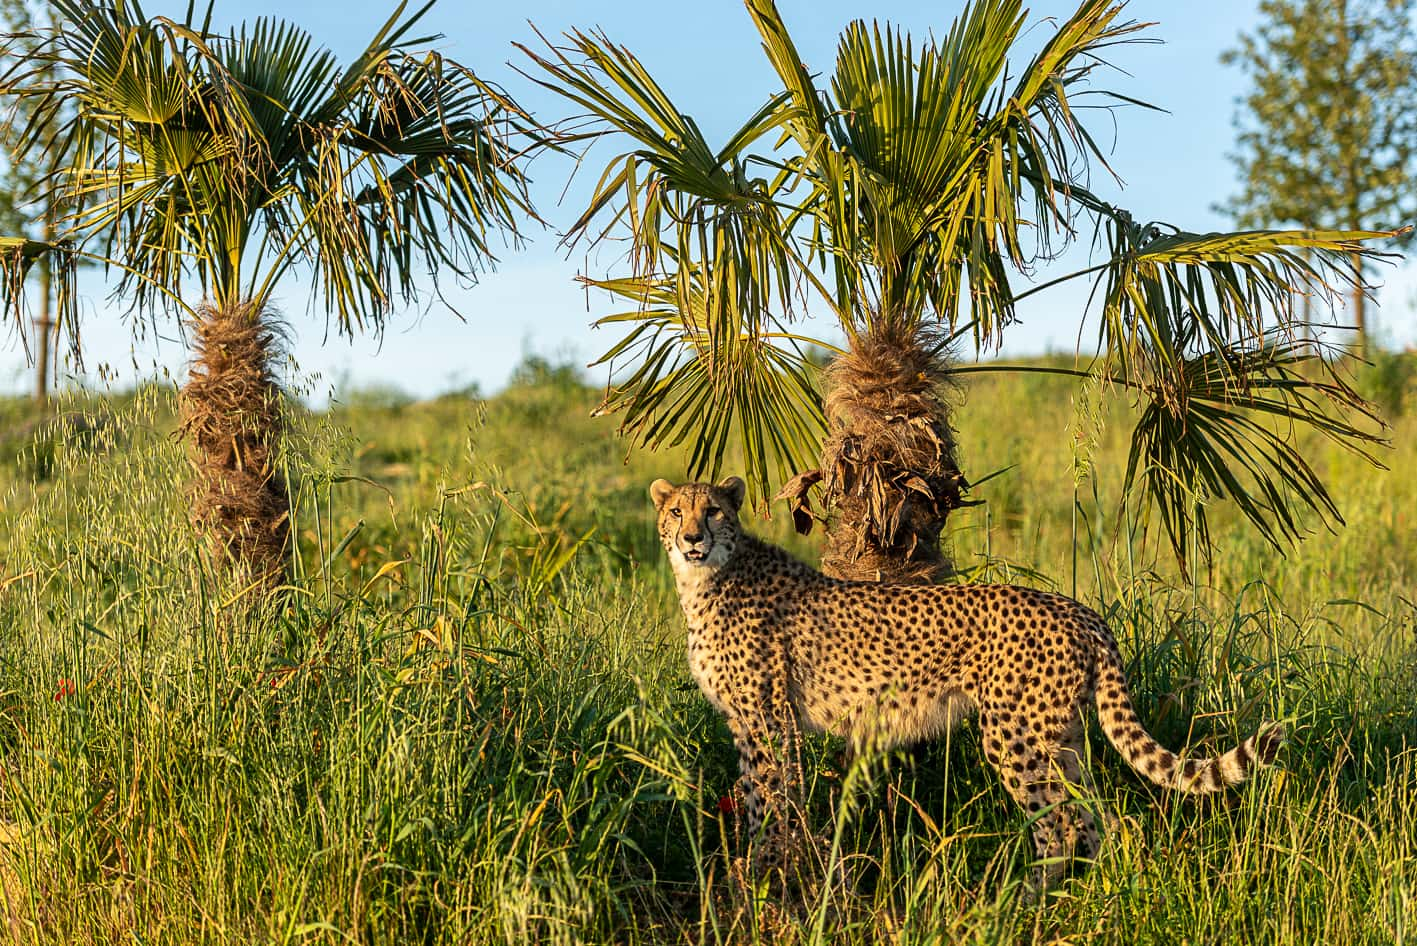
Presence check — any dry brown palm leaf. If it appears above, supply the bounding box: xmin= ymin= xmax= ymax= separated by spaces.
xmin=818 ymin=322 xmax=975 ymax=583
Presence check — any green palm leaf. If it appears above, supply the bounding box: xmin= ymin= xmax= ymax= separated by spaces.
xmin=1122 ymin=327 xmax=1385 ymax=566
xmin=750 ymin=0 xmax=1154 ymax=344
xmin=587 ymin=270 xmax=826 ymax=509
xmin=1096 ymin=219 xmax=1392 ymax=386
xmin=518 ymin=28 xmax=803 ymax=340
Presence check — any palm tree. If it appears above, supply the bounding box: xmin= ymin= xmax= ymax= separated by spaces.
xmin=0 ymin=0 xmax=534 ymax=578
xmin=523 ymin=0 xmax=1393 ymax=583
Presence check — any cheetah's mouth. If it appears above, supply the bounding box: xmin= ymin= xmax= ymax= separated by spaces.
xmin=682 ymin=548 xmax=708 ymax=563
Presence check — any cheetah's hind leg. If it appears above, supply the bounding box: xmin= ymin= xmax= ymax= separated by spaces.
xmin=981 ymin=712 xmax=1102 ymax=895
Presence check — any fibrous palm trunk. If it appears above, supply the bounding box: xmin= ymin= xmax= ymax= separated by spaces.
xmin=179 ymin=301 xmax=289 ymax=581
xmin=815 ymin=322 xmax=970 ymax=584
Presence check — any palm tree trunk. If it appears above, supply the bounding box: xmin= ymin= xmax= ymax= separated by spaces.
xmin=816 ymin=322 xmax=970 ymax=584
xmin=179 ymin=301 xmax=289 ymax=581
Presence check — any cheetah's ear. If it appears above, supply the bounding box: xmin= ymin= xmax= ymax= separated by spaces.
xmin=717 ymin=476 xmax=746 ymax=512
xmin=649 ymin=479 xmax=676 ymax=509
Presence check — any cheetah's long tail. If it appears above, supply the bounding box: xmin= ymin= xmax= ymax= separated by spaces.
xmin=1092 ymin=635 xmax=1284 ymax=794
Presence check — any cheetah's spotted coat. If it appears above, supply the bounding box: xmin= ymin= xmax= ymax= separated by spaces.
xmin=652 ymin=476 xmax=1283 ymax=888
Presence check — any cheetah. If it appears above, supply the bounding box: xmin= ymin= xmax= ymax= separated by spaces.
xmin=651 ymin=476 xmax=1284 ymax=890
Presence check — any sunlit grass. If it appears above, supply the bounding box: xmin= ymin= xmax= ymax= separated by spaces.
xmin=0 ymin=354 xmax=1412 ymax=944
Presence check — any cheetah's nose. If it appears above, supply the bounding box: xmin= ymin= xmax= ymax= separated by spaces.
xmin=683 ymin=532 xmax=703 ymax=544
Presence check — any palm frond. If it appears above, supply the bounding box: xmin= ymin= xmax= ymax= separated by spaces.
xmin=520 ymin=26 xmax=819 ymax=505
xmin=1122 ymin=326 xmax=1386 ymax=568
xmin=275 ymin=48 xmax=536 ymax=333
xmin=518 ymin=27 xmax=803 ymax=336
xmin=587 ymin=270 xmax=826 ymax=510
xmin=0 ymin=235 xmax=76 ymax=346
xmin=1096 ymin=219 xmax=1397 ymax=389
xmin=748 ymin=0 xmax=1156 ymax=344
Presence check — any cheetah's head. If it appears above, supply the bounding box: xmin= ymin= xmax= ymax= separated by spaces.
xmin=649 ymin=477 xmax=746 ymax=573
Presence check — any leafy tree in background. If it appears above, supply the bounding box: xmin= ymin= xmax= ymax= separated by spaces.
xmin=1222 ymin=0 xmax=1417 ymax=351
xmin=527 ymin=0 xmax=1395 ymax=582
xmin=0 ymin=0 xmax=534 ymax=579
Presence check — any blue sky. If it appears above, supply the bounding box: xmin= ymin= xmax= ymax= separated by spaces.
xmin=3 ymin=0 xmax=1413 ymax=402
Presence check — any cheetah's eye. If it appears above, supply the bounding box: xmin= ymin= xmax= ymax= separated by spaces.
xmin=669 ymin=508 xmax=682 ymax=519
xmin=707 ymin=506 xmax=722 ymax=518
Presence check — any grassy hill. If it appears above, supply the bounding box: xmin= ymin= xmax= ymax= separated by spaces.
xmin=0 ymin=353 xmax=1413 ymax=944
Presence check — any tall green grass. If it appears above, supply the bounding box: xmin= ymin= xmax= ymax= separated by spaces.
xmin=0 ymin=356 xmax=1413 ymax=944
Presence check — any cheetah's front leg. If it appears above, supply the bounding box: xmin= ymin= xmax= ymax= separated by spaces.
xmin=726 ymin=705 xmax=806 ymax=876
